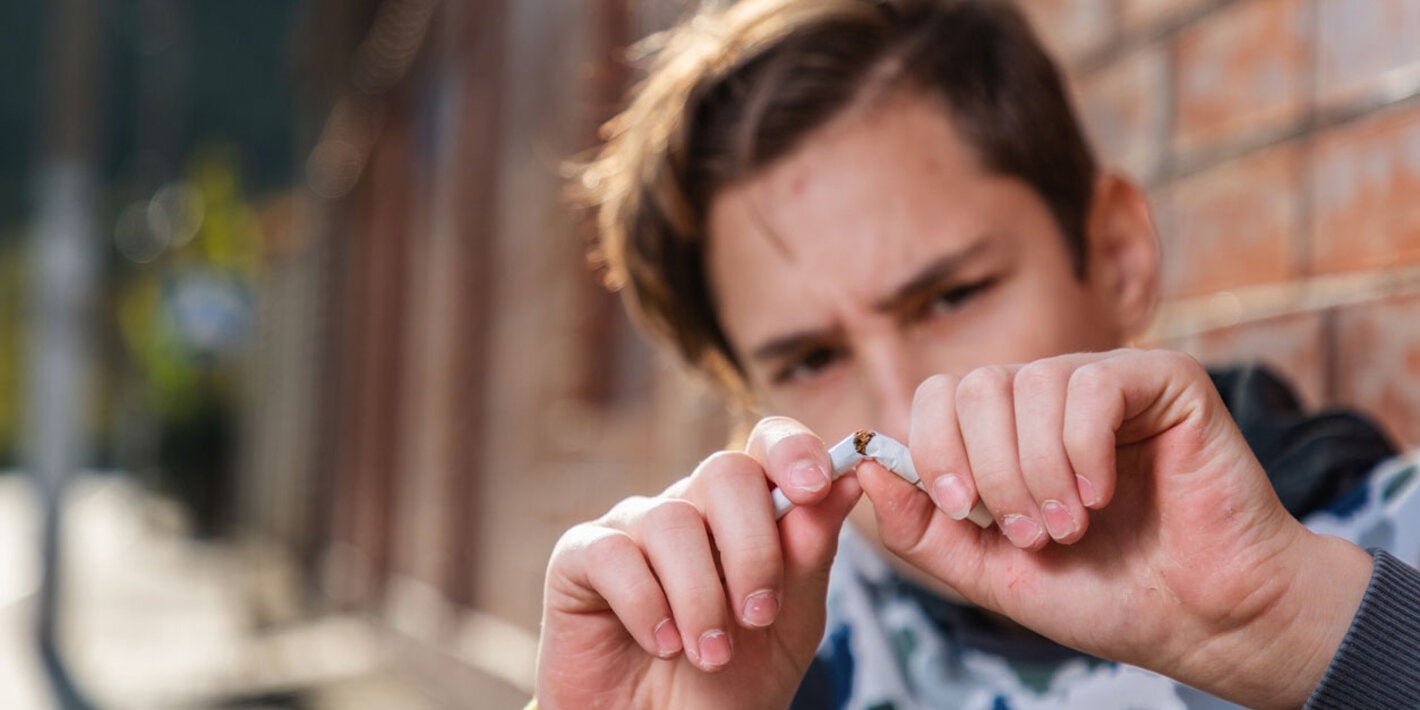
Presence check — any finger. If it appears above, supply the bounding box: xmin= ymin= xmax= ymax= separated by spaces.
xmin=856 ymin=460 xmax=994 ymax=599
xmin=633 ymin=499 xmax=734 ymax=671
xmin=745 ymin=416 xmax=833 ymax=505
xmin=777 ymin=470 xmax=862 ymax=574
xmin=1061 ymin=358 xmax=1130 ymax=510
xmin=550 ymin=525 xmax=683 ymax=659
xmin=692 ymin=452 xmax=785 ymax=630
xmin=1013 ymin=360 xmax=1090 ymax=543
xmin=956 ymin=365 xmax=1046 ymax=549
xmin=909 ymin=374 xmax=980 ymax=521
xmin=1061 ymin=349 xmax=1219 ymax=510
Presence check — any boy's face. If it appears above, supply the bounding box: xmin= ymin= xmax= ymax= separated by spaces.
xmin=706 ymin=90 xmax=1158 ymax=444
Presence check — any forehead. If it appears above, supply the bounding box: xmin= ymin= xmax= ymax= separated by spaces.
xmin=708 ymin=91 xmax=984 ymax=276
xmin=704 ymin=90 xmax=1056 ymax=351
xmin=713 ymin=88 xmax=988 ymax=250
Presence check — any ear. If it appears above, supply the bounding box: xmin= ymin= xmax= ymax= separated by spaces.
xmin=1085 ymin=172 xmax=1159 ymax=341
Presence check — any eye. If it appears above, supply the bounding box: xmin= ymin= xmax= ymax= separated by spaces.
xmin=771 ymin=345 xmax=843 ymax=386
xmin=922 ymin=277 xmax=995 ymax=319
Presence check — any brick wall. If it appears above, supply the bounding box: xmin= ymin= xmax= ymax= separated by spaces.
xmin=1026 ymin=0 xmax=1420 ymax=447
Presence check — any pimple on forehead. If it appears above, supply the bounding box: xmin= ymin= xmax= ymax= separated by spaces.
xmin=789 ymin=172 xmax=809 ymax=197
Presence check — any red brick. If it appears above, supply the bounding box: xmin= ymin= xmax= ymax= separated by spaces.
xmin=1156 ymin=142 xmax=1303 ymax=298
xmin=1161 ymin=310 xmax=1326 ymax=409
xmin=1077 ymin=44 xmax=1170 ymax=183
xmin=1333 ymin=292 xmax=1420 ymax=447
xmin=1021 ymin=0 xmax=1114 ymax=66
xmin=1174 ymin=0 xmax=1312 ymax=160
xmin=1120 ymin=0 xmax=1212 ymax=32
xmin=1310 ymin=101 xmax=1420 ymax=275
xmin=1317 ymin=0 xmax=1420 ymax=109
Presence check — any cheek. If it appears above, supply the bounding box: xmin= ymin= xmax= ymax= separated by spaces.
xmin=1006 ymin=271 xmax=1120 ymax=354
xmin=922 ymin=273 xmax=1116 ymax=373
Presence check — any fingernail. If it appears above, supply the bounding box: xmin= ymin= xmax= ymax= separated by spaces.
xmin=1002 ymin=514 xmax=1044 ymax=548
xmin=742 ymin=589 xmax=779 ymax=628
xmin=653 ymin=618 xmax=681 ymax=658
xmin=1041 ymin=500 xmax=1077 ymax=540
xmin=789 ymin=460 xmax=829 ymax=493
xmin=1077 ymin=475 xmax=1098 ymax=507
xmin=698 ymin=630 xmax=731 ymax=668
xmin=933 ymin=474 xmax=972 ymax=520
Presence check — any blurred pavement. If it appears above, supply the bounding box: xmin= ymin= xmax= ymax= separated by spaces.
xmin=0 ymin=473 xmax=523 ymax=710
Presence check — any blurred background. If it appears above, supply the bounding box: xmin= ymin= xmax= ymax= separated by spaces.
xmin=1 ymin=0 xmax=1418 ymax=708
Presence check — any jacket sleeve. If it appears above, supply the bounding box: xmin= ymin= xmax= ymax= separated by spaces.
xmin=1305 ymin=549 xmax=1420 ymax=709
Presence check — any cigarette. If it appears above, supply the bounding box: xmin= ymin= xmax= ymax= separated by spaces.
xmin=771 ymin=429 xmax=994 ymax=528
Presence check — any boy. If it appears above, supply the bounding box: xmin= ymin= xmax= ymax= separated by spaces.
xmin=535 ymin=1 xmax=1417 ymax=707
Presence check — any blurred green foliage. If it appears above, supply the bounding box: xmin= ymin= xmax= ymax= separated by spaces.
xmin=118 ymin=149 xmax=260 ymax=422
xmin=115 ymin=147 xmax=261 ymax=534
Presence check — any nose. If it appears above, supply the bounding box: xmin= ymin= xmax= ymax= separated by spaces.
xmin=857 ymin=336 xmax=921 ymax=441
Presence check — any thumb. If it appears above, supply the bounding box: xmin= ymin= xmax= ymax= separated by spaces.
xmin=771 ymin=472 xmax=863 ymax=649
xmin=778 ymin=472 xmax=863 ymax=581
xmin=857 ymin=460 xmax=995 ymax=602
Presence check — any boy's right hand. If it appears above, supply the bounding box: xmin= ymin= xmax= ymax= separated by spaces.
xmin=535 ymin=416 xmax=863 ymax=710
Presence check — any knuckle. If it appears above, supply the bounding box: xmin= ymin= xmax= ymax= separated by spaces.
xmin=1067 ymin=361 xmax=1111 ymax=396
xmin=957 ymin=365 xmax=1012 ymax=405
xmin=679 ymin=576 xmax=728 ymax=602
xmin=583 ymin=528 xmax=638 ymax=568
xmin=1013 ymin=361 xmax=1062 ymax=397
xmin=749 ymin=414 xmax=795 ymax=428
xmin=1018 ymin=443 xmax=1062 ymax=473
xmin=878 ymin=529 xmax=913 ymax=557
xmin=697 ymin=450 xmax=763 ymax=485
xmin=642 ymin=497 xmax=705 ymax=533
xmin=970 ymin=462 xmax=1013 ymax=490
xmin=549 ymin=521 xmax=598 ymax=563
xmin=721 ymin=530 xmax=781 ymax=574
xmin=879 ymin=519 xmax=933 ymax=562
xmin=601 ymin=495 xmax=657 ymax=528
xmin=1159 ymin=348 xmax=1205 ymax=377
xmin=913 ymin=373 xmax=959 ymax=408
xmin=609 ymin=494 xmax=655 ymax=516
xmin=748 ymin=415 xmax=805 ymax=445
xmin=753 ymin=415 xmax=798 ymax=432
xmin=765 ymin=431 xmax=825 ymax=466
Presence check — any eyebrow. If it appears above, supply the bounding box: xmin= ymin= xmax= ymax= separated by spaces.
xmin=872 ymin=239 xmax=989 ymax=313
xmin=746 ymin=238 xmax=990 ymax=365
xmin=749 ymin=327 xmax=836 ymax=366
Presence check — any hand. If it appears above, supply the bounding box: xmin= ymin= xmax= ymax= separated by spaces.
xmin=536 ymin=416 xmax=862 ymax=710
xmin=860 ymin=349 xmax=1373 ymax=709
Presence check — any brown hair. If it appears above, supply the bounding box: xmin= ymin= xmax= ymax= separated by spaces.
xmin=581 ymin=0 xmax=1097 ymax=393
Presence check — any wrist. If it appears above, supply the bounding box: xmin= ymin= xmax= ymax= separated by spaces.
xmin=1271 ymin=534 xmax=1372 ymax=707
xmin=1200 ymin=531 xmax=1372 ymax=709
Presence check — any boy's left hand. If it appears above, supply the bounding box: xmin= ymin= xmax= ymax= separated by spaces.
xmin=860 ymin=349 xmax=1373 ymax=710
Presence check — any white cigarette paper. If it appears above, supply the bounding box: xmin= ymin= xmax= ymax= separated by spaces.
xmin=771 ymin=430 xmax=994 ymax=528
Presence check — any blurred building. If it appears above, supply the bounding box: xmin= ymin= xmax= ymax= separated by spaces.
xmin=230 ymin=0 xmax=1420 ymax=704
xmin=240 ymin=0 xmax=729 ymax=701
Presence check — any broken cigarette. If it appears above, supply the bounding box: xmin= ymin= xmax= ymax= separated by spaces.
xmin=771 ymin=429 xmax=994 ymax=528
